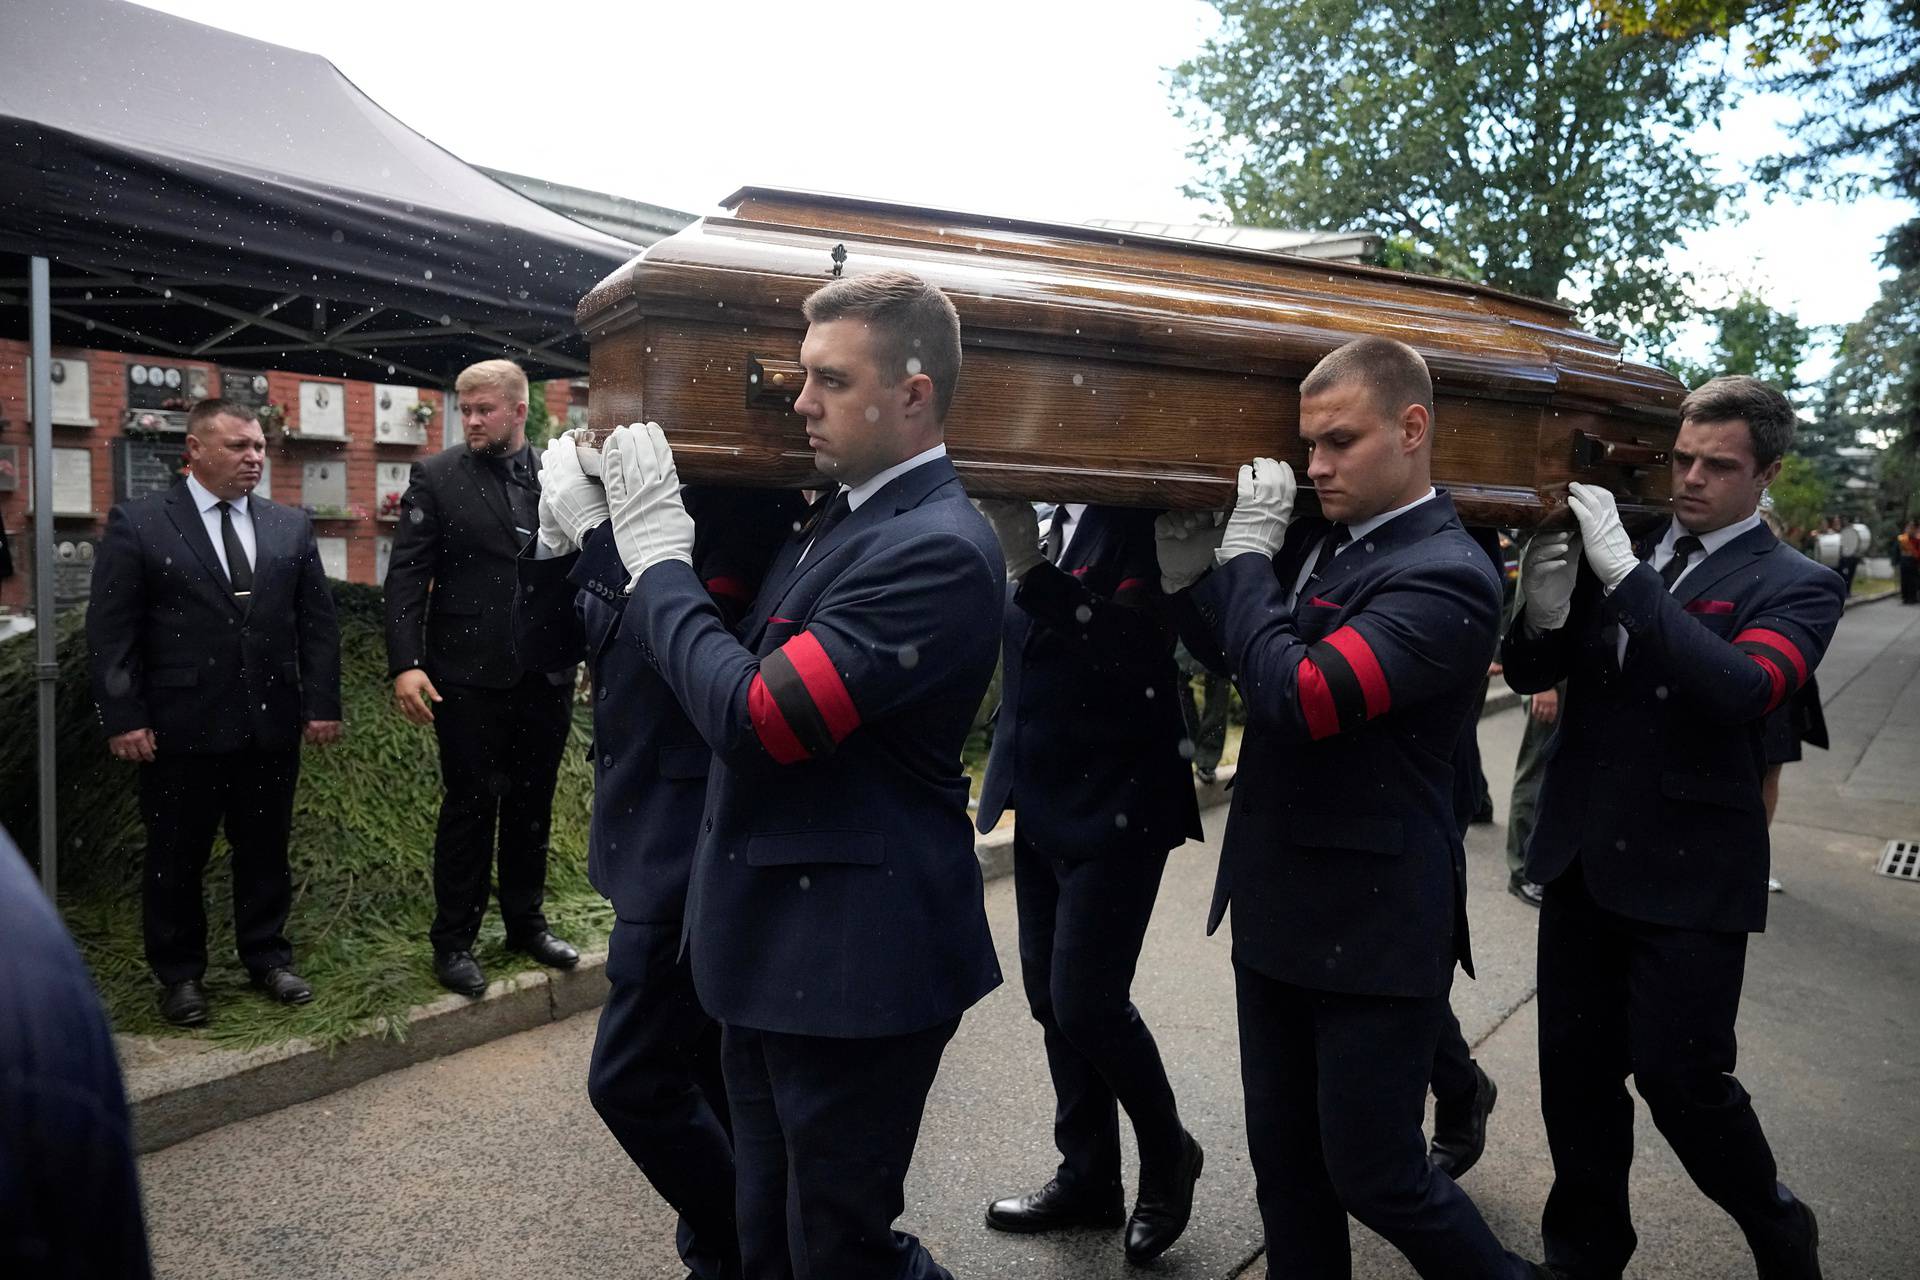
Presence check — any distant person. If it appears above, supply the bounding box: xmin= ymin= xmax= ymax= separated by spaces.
xmin=1175 ymin=640 xmax=1231 ymax=783
xmin=385 ymin=359 xmax=580 ymax=997
xmin=1505 ymin=375 xmax=1843 ymax=1279
xmin=1836 ymin=515 xmax=1863 ymax=592
xmin=87 ymin=398 xmax=341 ymax=1026
xmin=0 ymin=825 xmax=151 ymax=1277
xmin=1899 ymin=518 xmax=1920 ymax=604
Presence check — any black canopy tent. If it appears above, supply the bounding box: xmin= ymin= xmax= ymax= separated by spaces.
xmin=1 ymin=0 xmax=641 ymax=897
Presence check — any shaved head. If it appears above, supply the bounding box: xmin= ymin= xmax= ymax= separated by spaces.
xmin=1300 ymin=336 xmax=1434 ymax=424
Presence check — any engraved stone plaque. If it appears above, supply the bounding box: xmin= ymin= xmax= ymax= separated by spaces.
xmin=297 ymin=381 xmax=347 ymax=439
xmin=374 ymin=384 xmax=428 ymax=445
xmin=316 ymin=536 xmax=349 ymax=581
xmin=375 ymin=462 xmax=411 ymax=521
xmin=27 ymin=357 xmax=94 ymax=425
xmin=52 ymin=446 xmax=93 ymax=515
xmin=375 ymin=535 xmax=393 ymax=584
xmin=301 ymin=460 xmax=348 ymax=512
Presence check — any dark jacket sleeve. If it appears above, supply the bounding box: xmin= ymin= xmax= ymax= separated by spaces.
xmin=1602 ymin=557 xmax=1844 ymax=723
xmin=514 ymin=540 xmax=591 ymax=674
xmin=382 ymin=460 xmax=439 ymax=678
xmin=293 ymin=517 xmax=343 ymax=721
xmin=1012 ymin=518 xmax=1174 ymax=676
xmin=1500 ymin=606 xmax=1580 ymax=696
xmin=1192 ymin=549 xmax=1499 ymax=743
xmin=86 ymin=503 xmax=150 ymax=738
xmin=630 ymin=530 xmax=1003 ymax=773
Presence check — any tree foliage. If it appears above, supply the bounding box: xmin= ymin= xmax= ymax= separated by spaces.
xmin=1591 ymin=0 xmax=1868 ymax=65
xmin=1673 ymin=289 xmax=1814 ymax=391
xmin=1171 ymin=0 xmax=1732 ymax=352
xmin=1768 ymin=451 xmax=1832 ymax=533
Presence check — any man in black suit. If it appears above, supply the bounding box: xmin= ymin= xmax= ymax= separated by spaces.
xmin=385 ymin=359 xmax=579 ymax=996
xmin=88 ymin=398 xmax=341 ymax=1026
xmin=1157 ymin=337 xmax=1544 ymax=1278
xmin=603 ymin=271 xmax=1005 ymax=1280
xmin=973 ymin=498 xmax=1204 ymax=1263
xmin=1504 ymin=375 xmax=1841 ymax=1280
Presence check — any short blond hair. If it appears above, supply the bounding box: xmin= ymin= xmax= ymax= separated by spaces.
xmin=455 ymin=358 xmax=529 ymax=403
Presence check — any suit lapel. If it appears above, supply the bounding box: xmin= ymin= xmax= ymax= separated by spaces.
xmin=1672 ymin=524 xmax=1775 ymax=606
xmin=460 ymin=451 xmax=521 ymax=544
xmin=164 ymin=486 xmax=241 ymax=615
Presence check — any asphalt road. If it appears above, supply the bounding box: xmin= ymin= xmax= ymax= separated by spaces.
xmin=139 ymin=601 xmax=1920 ymax=1279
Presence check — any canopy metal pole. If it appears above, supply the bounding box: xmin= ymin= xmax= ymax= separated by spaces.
xmin=29 ymin=256 xmax=58 ymax=902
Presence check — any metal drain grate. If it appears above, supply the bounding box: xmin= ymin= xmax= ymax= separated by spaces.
xmin=1876 ymin=839 xmax=1920 ymax=881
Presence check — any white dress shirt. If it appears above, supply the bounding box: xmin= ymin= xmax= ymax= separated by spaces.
xmin=1287 ymin=488 xmax=1438 ymax=608
xmin=185 ymin=471 xmax=256 ymax=581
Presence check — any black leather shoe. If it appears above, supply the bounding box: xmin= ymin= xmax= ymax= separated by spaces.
xmin=509 ymin=930 xmax=580 ymax=970
xmin=251 ymin=966 xmax=313 ymax=1005
xmin=1509 ymin=879 xmax=1545 ymax=907
xmin=160 ymin=979 xmax=210 ymax=1027
xmin=984 ymin=1177 xmax=1125 ymax=1233
xmin=1430 ymin=1063 xmax=1498 ymax=1179
xmin=1125 ymin=1131 xmax=1203 ymax=1264
xmin=433 ymin=949 xmax=488 ymax=997
xmin=1756 ymin=1194 xmax=1822 ymax=1280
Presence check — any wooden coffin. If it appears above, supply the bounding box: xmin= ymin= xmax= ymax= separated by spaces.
xmin=577 ymin=187 xmax=1683 ymax=528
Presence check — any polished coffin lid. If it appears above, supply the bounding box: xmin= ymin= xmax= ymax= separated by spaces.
xmin=577 ymin=187 xmax=1683 ymax=526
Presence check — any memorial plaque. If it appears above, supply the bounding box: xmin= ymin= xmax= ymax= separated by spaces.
xmin=375 ymin=462 xmax=411 ymax=521
xmin=126 ymin=360 xmax=193 ymax=411
xmin=296 ymin=380 xmax=347 ymax=439
xmin=374 ymin=384 xmax=429 ymax=445
xmin=52 ymin=537 xmax=98 ymax=606
xmin=256 ymin=455 xmax=273 ymax=500
xmin=0 ymin=444 xmax=17 ymax=493
xmin=26 ymin=357 xmax=94 ymax=424
xmin=221 ymin=369 xmax=271 ymax=409
xmin=112 ymin=438 xmax=187 ymax=501
xmin=52 ymin=447 xmax=93 ymax=515
xmin=301 ymin=460 xmax=348 ymax=513
xmin=316 ymin=536 xmax=349 ymax=581
xmin=375 ymin=535 xmax=393 ymax=584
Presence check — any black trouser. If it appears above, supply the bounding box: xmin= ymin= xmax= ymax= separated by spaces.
xmin=428 ymin=673 xmax=572 ymax=953
xmin=1538 ymin=860 xmax=1802 ymax=1277
xmin=1902 ymin=556 xmax=1919 ymax=603
xmin=1235 ymin=962 xmax=1531 ymax=1280
xmin=139 ymin=747 xmax=299 ymax=984
xmin=1506 ymin=695 xmax=1559 ymax=884
xmin=1430 ymin=1005 xmax=1477 ymax=1111
xmin=588 ymin=919 xmax=738 ymax=1280
xmin=1013 ymin=833 xmax=1184 ymax=1195
xmin=725 ymin=1017 xmax=958 ymax=1280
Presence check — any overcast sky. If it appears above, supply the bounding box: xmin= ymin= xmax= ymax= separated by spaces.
xmin=135 ymin=0 xmax=1911 ymax=373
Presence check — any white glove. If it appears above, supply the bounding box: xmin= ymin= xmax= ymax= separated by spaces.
xmin=1567 ymin=482 xmax=1637 ymax=592
xmin=1154 ymin=509 xmax=1227 ymax=593
xmin=536 ymin=432 xmax=610 ymax=555
xmin=601 ymin=421 xmax=695 ymax=578
xmin=1518 ymin=530 xmax=1579 ymax=632
xmin=1217 ymin=458 xmax=1296 ymax=565
xmin=977 ymin=499 xmax=1044 ymax=579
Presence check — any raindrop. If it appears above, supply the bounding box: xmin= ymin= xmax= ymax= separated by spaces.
xmin=1177 ymin=737 xmax=1196 ymax=760
xmin=906 ymin=357 xmax=923 ymax=375
xmin=330 ymin=230 xmax=344 ymax=244
xmin=1114 ymin=813 xmax=1129 ymax=829
xmin=1072 ymin=374 xmax=1084 ymax=387
xmin=1614 ymin=838 xmax=1628 ymax=851
xmin=1074 ymin=604 xmax=1093 ymax=624
xmin=798 ymin=874 xmax=812 ymax=891
xmin=898 ymin=643 xmax=920 ymax=669
xmin=1144 ymin=687 xmax=1156 ymax=699
xmin=1654 ymin=685 xmax=1669 ymax=700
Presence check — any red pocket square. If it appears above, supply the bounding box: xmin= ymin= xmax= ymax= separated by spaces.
xmin=1685 ymin=600 xmax=1734 ymax=615
xmin=1309 ymin=596 xmax=1341 ymax=609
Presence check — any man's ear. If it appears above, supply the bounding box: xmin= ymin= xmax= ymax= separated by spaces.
xmin=900 ymin=372 xmax=936 ymax=422
xmin=1757 ymin=457 xmax=1783 ymax=489
xmin=1400 ymin=402 xmax=1432 ymax=453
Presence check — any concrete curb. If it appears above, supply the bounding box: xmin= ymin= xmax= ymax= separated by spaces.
xmin=1846 ymin=588 xmax=1898 ymax=611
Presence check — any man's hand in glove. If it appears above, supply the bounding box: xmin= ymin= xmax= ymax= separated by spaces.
xmin=976 ymin=498 xmax=1044 ymax=580
xmin=601 ymin=421 xmax=695 ymax=579
xmin=536 ymin=431 xmax=610 ymax=555
xmin=1155 ymin=509 xmax=1226 ymax=594
xmin=1217 ymin=458 xmax=1296 ymax=565
xmin=1518 ymin=530 xmax=1579 ymax=633
xmin=1567 ymin=483 xmax=1637 ymax=592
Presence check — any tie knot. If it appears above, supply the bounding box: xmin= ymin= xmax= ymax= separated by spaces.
xmin=1327 ymin=524 xmax=1352 ymax=552
xmin=215 ymin=500 xmax=231 ymax=514
xmin=1673 ymin=534 xmax=1703 ymax=558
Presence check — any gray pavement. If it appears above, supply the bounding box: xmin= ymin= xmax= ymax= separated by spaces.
xmin=139 ymin=602 xmax=1920 ymax=1279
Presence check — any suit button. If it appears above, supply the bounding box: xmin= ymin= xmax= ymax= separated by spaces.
xmin=601 ymin=754 xmax=613 ymax=768
xmin=597 ymin=686 xmax=608 ymax=700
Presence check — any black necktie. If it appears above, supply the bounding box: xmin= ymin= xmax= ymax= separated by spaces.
xmin=801 ymin=489 xmax=852 ymax=558
xmin=1308 ymin=524 xmax=1351 ymax=581
xmin=1660 ymin=534 xmax=1703 ymax=592
xmin=215 ymin=500 xmax=252 ymax=599
xmin=1045 ymin=505 xmax=1069 ymax=565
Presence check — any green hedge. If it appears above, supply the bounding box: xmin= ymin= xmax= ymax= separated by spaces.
xmin=0 ymin=583 xmax=608 ymax=1049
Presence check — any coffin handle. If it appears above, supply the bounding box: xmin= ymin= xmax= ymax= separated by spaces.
xmin=746 ymin=356 xmax=805 ymax=412
xmin=1572 ymin=430 xmax=1668 ymax=472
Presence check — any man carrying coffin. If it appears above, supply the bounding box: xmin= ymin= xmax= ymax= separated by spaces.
xmin=1504 ymin=375 xmax=1840 ymax=1279
xmin=516 ymin=440 xmax=797 ymax=1280
xmin=1156 ymin=336 xmax=1546 ymax=1278
xmin=972 ymin=497 xmax=1205 ymax=1263
xmin=598 ymin=270 xmax=1005 ymax=1280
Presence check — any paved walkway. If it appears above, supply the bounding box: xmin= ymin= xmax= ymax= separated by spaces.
xmin=138 ymin=603 xmax=1920 ymax=1279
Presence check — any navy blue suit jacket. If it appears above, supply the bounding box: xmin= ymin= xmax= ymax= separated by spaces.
xmin=627 ymin=456 xmax=1006 ymax=1038
xmin=514 ymin=490 xmax=798 ymax=924
xmin=976 ymin=505 xmax=1202 ymax=858
xmin=1184 ymin=492 xmax=1500 ymax=998
xmin=87 ymin=483 xmax=341 ymax=754
xmin=1502 ymin=521 xmax=1844 ymax=933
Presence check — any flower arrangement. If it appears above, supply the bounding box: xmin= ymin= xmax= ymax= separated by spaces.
xmin=378 ymin=489 xmax=404 ymax=520
xmin=407 ymin=400 xmax=436 ymax=430
xmin=256 ymin=402 xmax=289 ymax=440
xmin=302 ymin=502 xmax=368 ymax=522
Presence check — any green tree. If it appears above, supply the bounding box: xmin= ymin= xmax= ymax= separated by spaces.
xmin=1767 ymin=451 xmax=1832 ymax=534
xmin=1591 ymin=0 xmax=1868 ymax=65
xmin=1171 ymin=0 xmax=1732 ymax=353
xmin=1674 ymin=289 xmax=1814 ymax=391
xmin=525 ymin=380 xmax=554 ymax=449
